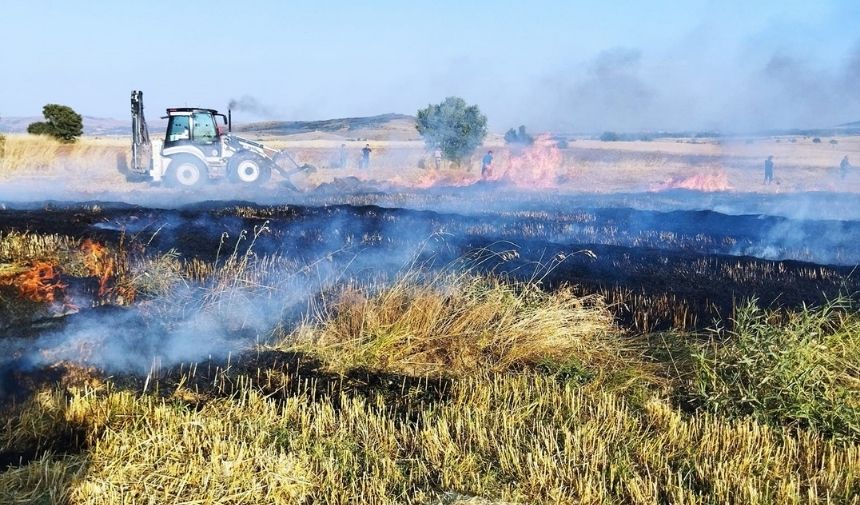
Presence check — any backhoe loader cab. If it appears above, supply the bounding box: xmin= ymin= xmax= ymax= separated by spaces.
xmin=129 ymin=90 xmax=313 ymax=189
xmin=163 ymin=108 xmax=227 ymax=149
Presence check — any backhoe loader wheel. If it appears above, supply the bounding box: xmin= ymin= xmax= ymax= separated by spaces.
xmin=228 ymin=152 xmax=272 ymax=185
xmin=166 ymin=156 xmax=208 ymax=189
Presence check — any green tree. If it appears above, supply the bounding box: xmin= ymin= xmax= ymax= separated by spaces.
xmin=27 ymin=104 xmax=83 ymax=143
xmin=416 ymin=97 xmax=487 ymax=165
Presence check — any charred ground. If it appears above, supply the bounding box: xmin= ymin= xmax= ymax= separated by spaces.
xmin=2 ymin=198 xmax=857 ymax=335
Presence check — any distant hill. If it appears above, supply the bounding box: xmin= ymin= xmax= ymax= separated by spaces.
xmin=0 ymin=116 xmax=35 ymax=133
xmin=0 ymin=116 xmax=151 ymax=136
xmin=237 ymin=113 xmax=419 ymax=141
xmin=1 ymin=113 xmax=418 ymax=140
xmin=837 ymin=120 xmax=860 ymax=128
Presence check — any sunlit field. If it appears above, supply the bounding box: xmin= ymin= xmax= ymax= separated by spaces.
xmin=2 ymin=133 xmax=860 ymax=195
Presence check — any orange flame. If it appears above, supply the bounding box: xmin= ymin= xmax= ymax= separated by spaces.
xmin=411 ymin=169 xmax=480 ymax=189
xmin=1 ymin=261 xmax=67 ymax=303
xmin=402 ymin=134 xmax=569 ymax=190
xmin=492 ymin=134 xmax=566 ymax=188
xmin=80 ymin=239 xmax=115 ymax=297
xmin=654 ymin=170 xmax=732 ymax=192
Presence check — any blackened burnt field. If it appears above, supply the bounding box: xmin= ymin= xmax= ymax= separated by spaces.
xmin=3 ymin=197 xmax=859 ymax=333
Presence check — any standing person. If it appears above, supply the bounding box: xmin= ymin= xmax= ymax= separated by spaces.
xmin=433 ymin=146 xmax=443 ymax=170
xmin=481 ymin=150 xmax=494 ymax=179
xmin=361 ymin=144 xmax=372 ymax=170
xmin=339 ymin=144 xmax=347 ymax=169
xmin=763 ymin=155 xmax=774 ymax=184
xmin=840 ymin=155 xmax=851 ymax=180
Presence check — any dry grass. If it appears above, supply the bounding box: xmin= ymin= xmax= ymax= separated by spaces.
xmin=0 ymin=230 xmax=79 ymax=266
xmin=0 ymin=229 xmax=126 ymax=284
xmin=1 ymin=370 xmax=858 ymax=504
xmin=286 ymin=273 xmax=632 ymax=380
xmin=0 ymin=134 xmax=126 ymax=177
xmin=0 ymin=134 xmax=63 ymax=173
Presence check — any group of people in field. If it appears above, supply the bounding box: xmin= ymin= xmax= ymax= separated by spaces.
xmin=354 ymin=148 xmax=853 ymax=185
xmin=431 ymin=146 xmax=495 ymax=178
xmin=763 ymin=155 xmax=852 ymax=184
xmin=338 ymin=144 xmax=853 ymax=186
xmin=334 ymin=143 xmax=495 ymax=178
xmin=335 ymin=144 xmax=373 ymax=170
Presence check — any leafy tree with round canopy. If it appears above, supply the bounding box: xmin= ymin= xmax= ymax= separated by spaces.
xmin=27 ymin=104 xmax=83 ymax=143
xmin=416 ymin=97 xmax=487 ymax=165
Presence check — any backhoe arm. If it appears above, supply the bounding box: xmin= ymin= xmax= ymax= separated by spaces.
xmin=130 ymin=90 xmax=152 ymax=174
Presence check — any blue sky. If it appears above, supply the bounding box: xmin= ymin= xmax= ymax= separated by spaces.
xmin=1 ymin=0 xmax=858 ymax=131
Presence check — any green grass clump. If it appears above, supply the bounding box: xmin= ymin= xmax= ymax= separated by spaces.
xmin=689 ymin=299 xmax=860 ymax=439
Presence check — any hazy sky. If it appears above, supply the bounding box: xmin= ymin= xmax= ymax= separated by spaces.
xmin=1 ymin=0 xmax=858 ymax=132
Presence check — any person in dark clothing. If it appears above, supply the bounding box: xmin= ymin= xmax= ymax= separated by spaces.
xmin=481 ymin=150 xmax=493 ymax=178
xmin=764 ymin=155 xmax=774 ymax=184
xmin=360 ymin=144 xmax=372 ymax=169
xmin=840 ymin=155 xmax=851 ymax=180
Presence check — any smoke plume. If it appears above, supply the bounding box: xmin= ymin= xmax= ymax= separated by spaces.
xmin=228 ymin=95 xmax=278 ymax=118
xmin=527 ymin=37 xmax=860 ymax=133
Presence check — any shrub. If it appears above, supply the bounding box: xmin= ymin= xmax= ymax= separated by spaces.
xmin=290 ymin=274 xmax=628 ymax=379
xmin=830 ymin=139 xmax=838 ymax=145
xmin=694 ymin=131 xmax=721 ymax=138
xmin=504 ymin=125 xmax=534 ymax=145
xmin=689 ymin=299 xmax=860 ymax=440
xmin=0 ymin=133 xmax=5 ymax=158
xmin=600 ymin=131 xmax=620 ymax=142
xmin=812 ymin=137 xmax=822 ymax=143
xmin=415 ymin=97 xmax=487 ymax=164
xmin=27 ymin=104 xmax=83 ymax=143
